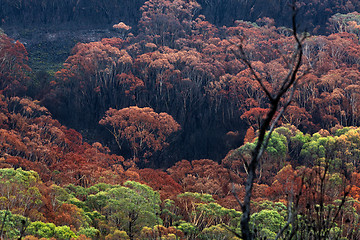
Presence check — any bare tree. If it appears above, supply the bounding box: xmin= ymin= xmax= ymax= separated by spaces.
xmin=230 ymin=4 xmax=307 ymax=240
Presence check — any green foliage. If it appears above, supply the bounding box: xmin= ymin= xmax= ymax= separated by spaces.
xmin=105 ymin=229 xmax=130 ymax=240
xmin=51 ymin=184 xmax=71 ymax=203
xmin=26 ymin=221 xmax=77 ymax=240
xmin=265 ymin=131 xmax=288 ymax=160
xmin=26 ymin=221 xmax=56 ymax=238
xmin=335 ymin=128 xmax=360 ymax=170
xmin=199 ymin=224 xmax=239 ymax=240
xmin=54 ymin=225 xmax=77 ymax=240
xmin=290 ymin=131 xmax=311 ymax=154
xmin=162 ymin=199 xmax=181 ymax=226
xmin=65 ymin=184 xmax=88 ymax=200
xmin=86 ymin=191 xmax=108 ymax=212
xmin=49 ymin=184 xmax=71 ymax=212
xmin=329 ymin=173 xmax=343 ymax=187
xmin=175 ymin=220 xmax=198 ymax=236
xmin=69 ymin=197 xmax=87 ymax=210
xmin=300 ymin=134 xmax=336 ymax=163
xmin=84 ymin=211 xmax=106 ymax=223
xmin=0 ymin=210 xmax=28 ymax=239
xmin=124 ymin=180 xmax=161 ymax=206
xmin=0 ymin=168 xmax=43 ymax=216
xmin=107 ymin=181 xmax=162 ymax=230
xmin=0 ymin=168 xmax=40 ymax=187
xmin=84 ymin=211 xmax=108 ymax=236
xmin=274 ymin=125 xmax=299 ymax=140
xmin=233 ymin=129 xmax=288 ymax=163
xmin=77 ymin=227 xmax=100 ymax=239
xmin=163 ymin=233 xmax=178 ymax=240
xmin=292 ymin=127 xmax=360 ymax=174
xmin=294 ymin=213 xmax=344 ymax=240
xmin=335 ymin=127 xmax=352 ymax=136
xmin=255 ymin=201 xmax=287 ymax=217
xmin=235 ymin=141 xmax=256 ymax=159
xmin=258 ymin=228 xmax=277 ymax=240
xmin=5 ymin=1 xmax=360 ymax=238
xmin=176 ymin=192 xmax=242 ymax=239
xmin=83 ymin=181 xmax=162 ymax=238
xmin=250 ymin=209 xmax=286 ymax=239
xmin=329 ymin=12 xmax=360 ymax=37
xmin=5 ymin=125 xmax=360 ymax=239
xmin=93 ymin=183 xmax=113 ymax=192
xmin=195 ymin=202 xmax=242 ymax=227
xmin=86 ymin=185 xmax=100 ymax=195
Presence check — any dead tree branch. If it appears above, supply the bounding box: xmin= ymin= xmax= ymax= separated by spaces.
xmin=231 ymin=4 xmax=307 ymax=240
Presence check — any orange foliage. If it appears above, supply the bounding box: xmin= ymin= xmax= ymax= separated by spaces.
xmin=168 ymin=159 xmax=240 ymax=198
xmin=243 ymin=126 xmax=255 ymax=143
xmin=138 ymin=168 xmax=182 ymax=199
xmin=0 ymin=32 xmax=31 ymax=95
xmin=54 ymin=203 xmax=85 ymax=231
xmin=99 ymin=106 xmax=180 ymax=162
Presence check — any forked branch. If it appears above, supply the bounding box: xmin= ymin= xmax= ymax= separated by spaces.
xmin=232 ymin=4 xmax=307 ymax=240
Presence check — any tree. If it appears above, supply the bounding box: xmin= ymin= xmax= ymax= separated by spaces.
xmin=99 ymin=106 xmax=180 ymax=163
xmin=54 ymin=225 xmax=77 ymax=240
xmin=26 ymin=221 xmax=56 ymax=239
xmin=263 ymin=128 xmax=357 ymax=239
xmin=50 ymin=39 xmax=132 ymax=126
xmin=200 ymin=224 xmax=239 ymax=240
xmin=229 ymin=5 xmax=307 ymax=239
xmin=87 ymin=181 xmax=162 ymax=240
xmin=328 ymin=12 xmax=360 ymax=35
xmin=113 ymin=22 xmax=132 ymax=39
xmin=232 ymin=130 xmax=288 ymax=184
xmin=176 ymin=192 xmax=242 ymax=239
xmin=139 ymin=0 xmax=201 ymax=46
xmin=77 ymin=227 xmax=100 ymax=239
xmin=105 ymin=230 xmax=130 ymax=240
xmin=0 ymin=210 xmax=28 ymax=239
xmin=140 ymin=225 xmax=184 ymax=240
xmin=138 ymin=168 xmax=182 ymax=199
xmin=250 ymin=209 xmax=286 ymax=239
xmin=168 ymin=159 xmax=233 ymax=197
xmin=0 ymin=168 xmax=43 ymax=219
xmin=0 ymin=31 xmax=31 ymax=96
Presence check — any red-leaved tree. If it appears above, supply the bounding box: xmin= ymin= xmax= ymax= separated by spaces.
xmin=0 ymin=31 xmax=31 ymax=96
xmin=99 ymin=106 xmax=180 ymax=164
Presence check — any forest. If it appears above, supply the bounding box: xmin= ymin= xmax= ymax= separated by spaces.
xmin=1 ymin=0 xmax=360 ymax=239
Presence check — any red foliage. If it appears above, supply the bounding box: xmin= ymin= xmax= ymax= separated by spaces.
xmin=99 ymin=106 xmax=180 ymax=162
xmin=53 ymin=203 xmax=85 ymax=231
xmin=0 ymin=32 xmax=31 ymax=95
xmin=138 ymin=168 xmax=182 ymax=199
xmin=168 ymin=159 xmax=240 ymax=198
xmin=243 ymin=126 xmax=255 ymax=143
xmin=241 ymin=107 xmax=269 ymax=129
xmin=0 ymin=94 xmax=129 ymax=187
